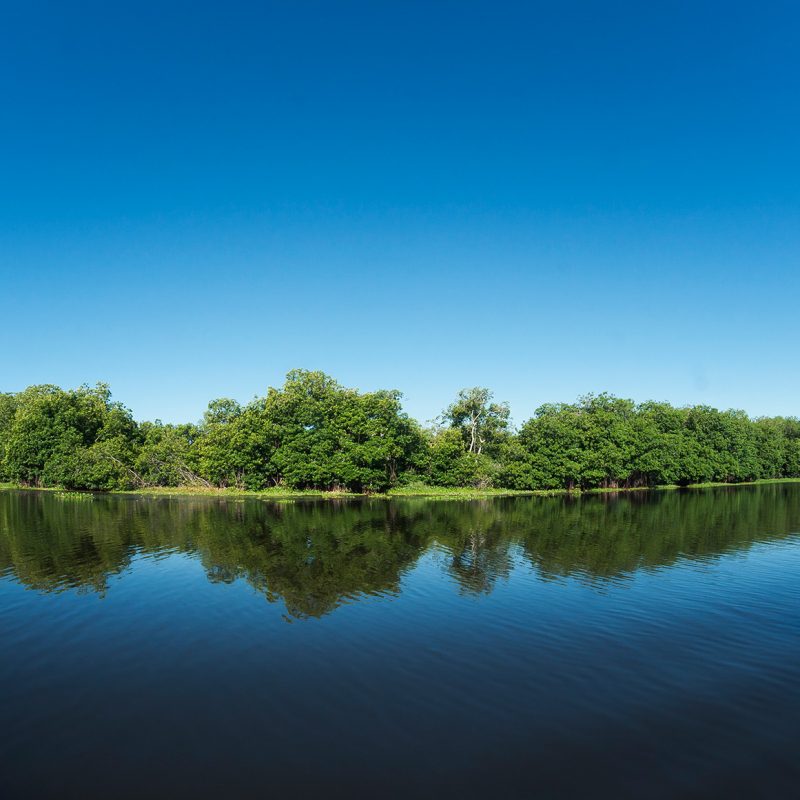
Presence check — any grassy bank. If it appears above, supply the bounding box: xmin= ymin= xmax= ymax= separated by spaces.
xmin=116 ymin=485 xmax=538 ymax=500
xmin=391 ymin=477 xmax=800 ymax=499
xmin=119 ymin=485 xmax=366 ymax=500
xmin=2 ymin=477 xmax=800 ymax=501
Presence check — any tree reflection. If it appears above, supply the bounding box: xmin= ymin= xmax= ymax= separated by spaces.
xmin=1 ymin=484 xmax=799 ymax=618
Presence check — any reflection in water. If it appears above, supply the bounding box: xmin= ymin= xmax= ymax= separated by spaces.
xmin=1 ymin=485 xmax=799 ymax=618
xmin=3 ymin=484 xmax=800 ymax=799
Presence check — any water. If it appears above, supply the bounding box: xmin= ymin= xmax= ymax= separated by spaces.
xmin=1 ymin=485 xmax=799 ymax=798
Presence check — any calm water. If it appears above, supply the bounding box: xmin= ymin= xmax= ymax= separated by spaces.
xmin=1 ymin=486 xmax=799 ymax=798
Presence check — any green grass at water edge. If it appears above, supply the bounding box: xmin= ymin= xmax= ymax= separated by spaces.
xmin=2 ymin=477 xmax=800 ymax=503
xmin=117 ymin=485 xmax=369 ymax=500
xmin=54 ymin=491 xmax=94 ymax=500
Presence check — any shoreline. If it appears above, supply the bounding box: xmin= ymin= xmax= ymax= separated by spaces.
xmin=2 ymin=477 xmax=800 ymax=501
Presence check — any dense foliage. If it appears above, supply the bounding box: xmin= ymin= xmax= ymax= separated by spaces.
xmin=1 ymin=371 xmax=799 ymax=492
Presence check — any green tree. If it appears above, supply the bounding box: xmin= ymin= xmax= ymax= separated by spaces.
xmin=1 ymin=383 xmax=139 ymax=489
xmin=135 ymin=422 xmax=201 ymax=486
xmin=442 ymin=387 xmax=510 ymax=457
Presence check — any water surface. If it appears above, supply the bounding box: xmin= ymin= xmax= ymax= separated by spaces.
xmin=1 ymin=485 xmax=799 ymax=797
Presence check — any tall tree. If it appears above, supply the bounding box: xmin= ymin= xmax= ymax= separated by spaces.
xmin=442 ymin=387 xmax=510 ymax=456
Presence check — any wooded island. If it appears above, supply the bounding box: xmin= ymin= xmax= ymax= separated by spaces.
xmin=1 ymin=370 xmax=799 ymax=494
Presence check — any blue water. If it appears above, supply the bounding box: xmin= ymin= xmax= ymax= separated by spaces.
xmin=1 ymin=486 xmax=799 ymax=797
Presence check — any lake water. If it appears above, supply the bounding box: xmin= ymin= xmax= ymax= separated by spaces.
xmin=1 ymin=485 xmax=799 ymax=798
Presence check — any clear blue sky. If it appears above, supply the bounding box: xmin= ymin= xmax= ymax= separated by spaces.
xmin=2 ymin=1 xmax=798 ymax=425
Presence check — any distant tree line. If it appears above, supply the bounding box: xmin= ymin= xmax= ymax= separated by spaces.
xmin=1 ymin=370 xmax=799 ymax=493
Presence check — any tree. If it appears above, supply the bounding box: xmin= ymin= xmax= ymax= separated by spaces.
xmin=441 ymin=387 xmax=510 ymax=456
xmin=196 ymin=398 xmax=250 ymax=488
xmin=1 ymin=383 xmax=140 ymax=489
xmin=0 ymin=393 xmax=19 ymax=481
xmin=253 ymin=371 xmax=424 ymax=492
xmin=135 ymin=422 xmax=202 ymax=487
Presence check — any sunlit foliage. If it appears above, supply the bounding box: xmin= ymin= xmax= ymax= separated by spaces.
xmin=1 ymin=375 xmax=799 ymax=492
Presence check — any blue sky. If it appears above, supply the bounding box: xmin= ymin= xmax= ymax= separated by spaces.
xmin=2 ymin=1 xmax=798 ymax=425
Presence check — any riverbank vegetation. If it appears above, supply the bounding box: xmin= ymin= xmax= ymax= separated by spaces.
xmin=1 ymin=370 xmax=799 ymax=494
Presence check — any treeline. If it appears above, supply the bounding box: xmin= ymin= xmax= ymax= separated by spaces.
xmin=1 ymin=369 xmax=799 ymax=493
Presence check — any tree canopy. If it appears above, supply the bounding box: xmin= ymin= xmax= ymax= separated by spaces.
xmin=1 ymin=373 xmax=798 ymax=492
